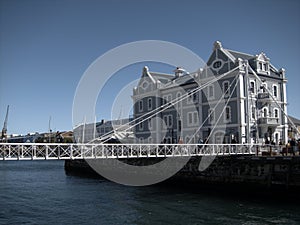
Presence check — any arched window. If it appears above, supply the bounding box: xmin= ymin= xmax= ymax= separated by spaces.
xmin=138 ymin=100 xmax=143 ymax=111
xmin=148 ymin=98 xmax=152 ymax=110
xmin=222 ymin=81 xmax=230 ymax=97
xmin=263 ymin=108 xmax=268 ymax=117
xmin=250 ymin=81 xmax=255 ymax=94
xmin=274 ymin=108 xmax=279 ymax=118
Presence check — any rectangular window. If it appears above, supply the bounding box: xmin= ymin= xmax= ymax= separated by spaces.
xmin=139 ymin=120 xmax=143 ymax=130
xmin=274 ymin=109 xmax=279 ymax=118
xmin=263 ymin=63 xmax=267 ymax=71
xmin=187 ymin=90 xmax=197 ymax=104
xmin=168 ymin=115 xmax=173 ymax=127
xmin=148 ymin=98 xmax=152 ymax=110
xmin=163 ymin=115 xmax=173 ymax=128
xmin=178 ymin=120 xmax=182 ymax=132
xmin=148 ymin=119 xmax=152 ymax=130
xmin=163 ymin=115 xmax=167 ymax=129
xmin=251 ymin=107 xmax=256 ymax=119
xmin=208 ymin=85 xmax=214 ymax=99
xmin=259 ymin=62 xmax=263 ymax=70
xmin=193 ymin=111 xmax=198 ymax=124
xmin=273 ymin=85 xmax=278 ymax=98
xmin=188 ymin=112 xmax=193 ymax=125
xmin=139 ymin=100 xmax=143 ymax=112
xmin=250 ymin=81 xmax=255 ymax=94
xmin=224 ymin=106 xmax=231 ymax=122
xmin=193 ymin=92 xmax=197 ymax=102
xmin=163 ymin=94 xmax=172 ymax=104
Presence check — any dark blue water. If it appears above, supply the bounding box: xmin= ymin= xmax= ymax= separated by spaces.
xmin=0 ymin=161 xmax=299 ymax=225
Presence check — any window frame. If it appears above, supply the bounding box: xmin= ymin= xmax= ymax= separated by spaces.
xmin=222 ymin=81 xmax=230 ymax=97
xmin=274 ymin=108 xmax=279 ymax=118
xmin=273 ymin=84 xmax=278 ymax=98
xmin=138 ymin=100 xmax=143 ymax=112
xmin=209 ymin=108 xmax=215 ymax=123
xmin=207 ymin=85 xmax=214 ymax=100
xmin=148 ymin=98 xmax=152 ymax=110
xmin=224 ymin=106 xmax=231 ymax=123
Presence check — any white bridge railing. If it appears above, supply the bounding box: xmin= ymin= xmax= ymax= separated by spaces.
xmin=0 ymin=143 xmax=261 ymax=160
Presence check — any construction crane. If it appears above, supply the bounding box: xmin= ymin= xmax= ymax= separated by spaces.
xmin=1 ymin=105 xmax=9 ymax=142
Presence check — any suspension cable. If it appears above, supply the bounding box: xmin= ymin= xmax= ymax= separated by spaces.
xmin=248 ymin=65 xmax=300 ymax=136
xmin=90 ymin=66 xmax=240 ymax=143
xmin=187 ymin=73 xmax=239 ymax=144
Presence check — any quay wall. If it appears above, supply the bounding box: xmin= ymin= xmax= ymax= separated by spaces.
xmin=65 ymin=156 xmax=300 ymax=189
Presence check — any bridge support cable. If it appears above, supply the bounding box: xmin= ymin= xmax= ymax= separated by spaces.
xmin=248 ymin=65 xmax=300 ymax=137
xmin=189 ymin=74 xmax=240 ymax=147
xmin=205 ymin=75 xmax=240 ymax=143
xmin=91 ymin=66 xmax=240 ymax=144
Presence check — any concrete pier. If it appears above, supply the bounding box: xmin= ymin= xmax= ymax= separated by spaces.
xmin=65 ymin=155 xmax=300 ymax=189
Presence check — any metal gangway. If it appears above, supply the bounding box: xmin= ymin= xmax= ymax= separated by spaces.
xmin=0 ymin=143 xmax=260 ymax=160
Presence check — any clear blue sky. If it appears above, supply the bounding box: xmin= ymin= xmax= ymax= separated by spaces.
xmin=0 ymin=0 xmax=299 ymax=134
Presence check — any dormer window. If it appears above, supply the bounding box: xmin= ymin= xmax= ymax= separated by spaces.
xmin=257 ymin=61 xmax=269 ymax=74
xmin=256 ymin=53 xmax=270 ymax=75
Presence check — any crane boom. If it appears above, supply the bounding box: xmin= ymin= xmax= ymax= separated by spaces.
xmin=1 ymin=105 xmax=9 ymax=141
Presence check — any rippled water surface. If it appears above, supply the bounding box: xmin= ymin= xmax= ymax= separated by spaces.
xmin=0 ymin=161 xmax=299 ymax=224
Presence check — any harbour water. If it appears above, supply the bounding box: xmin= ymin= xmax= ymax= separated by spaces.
xmin=0 ymin=161 xmax=299 ymax=224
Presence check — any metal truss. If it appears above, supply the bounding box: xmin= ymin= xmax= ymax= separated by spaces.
xmin=0 ymin=143 xmax=265 ymax=160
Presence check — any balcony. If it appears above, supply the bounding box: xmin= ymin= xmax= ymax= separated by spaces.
xmin=257 ymin=92 xmax=271 ymax=101
xmin=258 ymin=117 xmax=280 ymax=126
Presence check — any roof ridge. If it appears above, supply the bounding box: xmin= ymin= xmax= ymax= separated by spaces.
xmin=221 ymin=48 xmax=236 ymax=61
xmin=150 ymin=71 xmax=174 ymax=77
xmin=288 ymin=115 xmax=300 ymax=124
xmin=226 ymin=49 xmax=254 ymax=57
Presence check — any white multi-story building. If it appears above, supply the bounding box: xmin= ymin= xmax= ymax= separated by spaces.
xmin=132 ymin=41 xmax=288 ymax=144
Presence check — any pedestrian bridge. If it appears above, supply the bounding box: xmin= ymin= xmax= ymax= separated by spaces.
xmin=0 ymin=143 xmax=273 ymax=160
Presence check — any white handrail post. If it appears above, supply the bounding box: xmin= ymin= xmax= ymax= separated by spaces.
xmin=45 ymin=145 xmax=47 ymax=160
xmin=70 ymin=144 xmax=73 ymax=159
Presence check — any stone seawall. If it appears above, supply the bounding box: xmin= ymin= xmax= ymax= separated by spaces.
xmin=65 ymin=156 xmax=300 ymax=189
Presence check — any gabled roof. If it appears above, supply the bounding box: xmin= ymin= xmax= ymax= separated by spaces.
xmin=150 ymin=72 xmax=173 ymax=84
xmin=289 ymin=115 xmax=300 ymax=126
xmin=164 ymin=73 xmax=196 ymax=88
xmin=225 ymin=49 xmax=255 ymax=61
xmin=141 ymin=66 xmax=156 ymax=84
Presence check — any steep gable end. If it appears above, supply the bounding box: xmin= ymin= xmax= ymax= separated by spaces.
xmin=135 ymin=66 xmax=157 ymax=95
xmin=206 ymin=41 xmax=236 ymax=76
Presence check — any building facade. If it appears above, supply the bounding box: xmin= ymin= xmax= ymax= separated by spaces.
xmin=132 ymin=41 xmax=288 ymax=144
xmin=73 ymin=118 xmax=133 ymax=143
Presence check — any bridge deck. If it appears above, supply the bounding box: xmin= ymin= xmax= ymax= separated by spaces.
xmin=0 ymin=143 xmax=279 ymax=160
